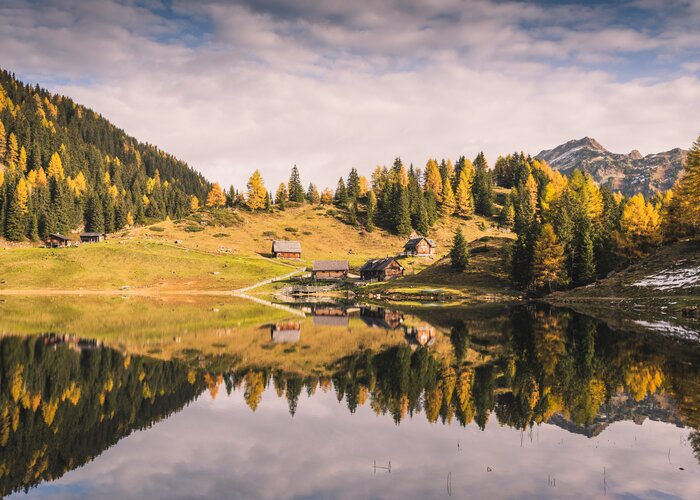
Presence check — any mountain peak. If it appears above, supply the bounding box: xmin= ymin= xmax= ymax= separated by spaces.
xmin=574 ymin=136 xmax=606 ymax=152
xmin=629 ymin=149 xmax=643 ymax=160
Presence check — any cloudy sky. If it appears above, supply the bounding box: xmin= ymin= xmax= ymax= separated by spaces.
xmin=1 ymin=0 xmax=699 ymax=188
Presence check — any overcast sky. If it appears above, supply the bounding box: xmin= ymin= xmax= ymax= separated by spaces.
xmin=1 ymin=0 xmax=699 ymax=189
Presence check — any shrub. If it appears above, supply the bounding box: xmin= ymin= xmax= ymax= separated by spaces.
xmin=284 ymin=227 xmax=298 ymax=233
xmin=184 ymin=225 xmax=204 ymax=233
xmin=262 ymin=231 xmax=278 ymax=238
xmin=148 ymin=226 xmax=165 ymax=232
xmin=213 ymin=233 xmax=230 ymax=238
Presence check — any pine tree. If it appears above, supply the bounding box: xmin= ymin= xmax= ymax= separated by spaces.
xmin=450 ymin=228 xmax=469 ymax=271
xmin=246 ymin=170 xmax=267 ymax=211
xmin=455 ymin=164 xmax=475 ymax=217
xmin=347 ymin=168 xmax=361 ymax=200
xmin=306 ymin=183 xmax=320 ymax=204
xmin=334 ymin=178 xmax=348 ymax=207
xmin=676 ymin=134 xmax=700 ymax=234
xmin=473 ymin=152 xmax=494 ymax=216
xmin=275 ymin=182 xmax=288 ymax=209
xmin=366 ymin=190 xmax=377 ymax=231
xmin=393 ymin=183 xmax=412 ymax=236
xmin=288 ymin=165 xmax=305 ymax=203
xmin=85 ymin=193 xmax=105 ymax=232
xmin=441 ymin=174 xmax=456 ymax=216
xmin=531 ymin=223 xmax=567 ymax=292
xmin=206 ymin=182 xmax=227 ymax=207
xmin=498 ymin=197 xmax=515 ymax=228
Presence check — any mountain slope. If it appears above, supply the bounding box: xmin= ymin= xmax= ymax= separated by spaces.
xmin=536 ymin=137 xmax=687 ymax=196
xmin=0 ymin=68 xmax=210 ymax=241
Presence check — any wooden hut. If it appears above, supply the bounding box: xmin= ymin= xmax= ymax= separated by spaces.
xmin=272 ymin=240 xmax=301 ymax=259
xmin=360 ymin=257 xmax=404 ymax=281
xmin=80 ymin=232 xmax=106 ymax=244
xmin=271 ymin=323 xmax=301 ymax=343
xmin=405 ymin=325 xmax=436 ymax=347
xmin=311 ymin=260 xmax=349 ymax=280
xmin=46 ymin=233 xmax=70 ymax=248
xmin=402 ymin=236 xmax=436 ymax=256
xmin=360 ymin=307 xmax=403 ymax=329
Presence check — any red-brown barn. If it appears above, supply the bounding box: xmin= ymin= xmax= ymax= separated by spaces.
xmin=272 ymin=240 xmax=302 ymax=259
xmin=402 ymin=237 xmax=436 ymax=256
xmin=360 ymin=257 xmax=404 ymax=281
xmin=46 ymin=233 xmax=70 ymax=248
xmin=311 ymin=260 xmax=349 ymax=280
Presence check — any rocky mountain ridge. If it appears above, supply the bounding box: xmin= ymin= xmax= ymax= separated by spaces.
xmin=536 ymin=137 xmax=687 ymax=196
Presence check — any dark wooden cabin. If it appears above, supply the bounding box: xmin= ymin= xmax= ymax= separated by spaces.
xmin=311 ymin=260 xmax=349 ymax=280
xmin=80 ymin=232 xmax=106 ymax=244
xmin=272 ymin=240 xmax=301 ymax=259
xmin=360 ymin=307 xmax=403 ymax=329
xmin=402 ymin=237 xmax=436 ymax=256
xmin=360 ymin=257 xmax=404 ymax=281
xmin=46 ymin=233 xmax=70 ymax=248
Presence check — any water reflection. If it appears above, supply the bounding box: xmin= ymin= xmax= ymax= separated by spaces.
xmin=1 ymin=302 xmax=700 ymax=498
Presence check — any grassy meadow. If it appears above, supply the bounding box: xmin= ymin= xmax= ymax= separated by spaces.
xmin=0 ymin=202 xmax=514 ymax=293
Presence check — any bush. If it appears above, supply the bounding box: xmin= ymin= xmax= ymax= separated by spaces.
xmin=284 ymin=227 xmax=298 ymax=233
xmin=302 ymin=231 xmax=312 ymax=236
xmin=471 ymin=245 xmax=490 ymax=254
xmin=213 ymin=233 xmax=230 ymax=238
xmin=184 ymin=225 xmax=204 ymax=233
xmin=262 ymin=231 xmax=278 ymax=238
xmin=148 ymin=226 xmax=165 ymax=232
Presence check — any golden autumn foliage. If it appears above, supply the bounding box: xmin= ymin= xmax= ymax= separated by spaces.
xmin=47 ymin=152 xmax=64 ymax=180
xmin=531 ymin=223 xmax=567 ymax=291
xmin=440 ymin=174 xmax=456 ymax=216
xmin=675 ymin=135 xmax=700 ymax=232
xmin=190 ymin=195 xmax=200 ymax=211
xmin=624 ymin=363 xmax=664 ymax=401
xmin=620 ymin=193 xmax=661 ymax=240
xmin=14 ymin=178 xmax=29 ymax=215
xmin=320 ymin=187 xmax=333 ymax=205
xmin=246 ymin=170 xmax=267 ymax=210
xmin=206 ymin=182 xmax=227 ymax=207
xmin=424 ymin=158 xmax=442 ymax=201
xmin=0 ymin=168 xmax=4 ymax=188
xmin=244 ymin=371 xmax=265 ymax=411
xmin=454 ymin=162 xmax=474 ymax=216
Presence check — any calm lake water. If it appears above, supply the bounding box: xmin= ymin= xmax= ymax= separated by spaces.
xmin=1 ymin=297 xmax=699 ymax=499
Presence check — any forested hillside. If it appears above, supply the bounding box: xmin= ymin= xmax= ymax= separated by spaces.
xmin=0 ymin=69 xmax=209 ymax=241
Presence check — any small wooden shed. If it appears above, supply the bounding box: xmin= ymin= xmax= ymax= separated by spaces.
xmin=271 ymin=323 xmax=301 ymax=343
xmin=311 ymin=260 xmax=349 ymax=280
xmin=80 ymin=232 xmax=106 ymax=244
xmin=272 ymin=240 xmax=301 ymax=259
xmin=360 ymin=257 xmax=404 ymax=281
xmin=402 ymin=237 xmax=436 ymax=256
xmin=47 ymin=233 xmax=70 ymax=248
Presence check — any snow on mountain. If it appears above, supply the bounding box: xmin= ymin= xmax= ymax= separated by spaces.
xmin=535 ymin=137 xmax=687 ymax=196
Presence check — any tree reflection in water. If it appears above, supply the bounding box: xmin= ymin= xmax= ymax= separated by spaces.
xmin=1 ymin=305 xmax=700 ymax=496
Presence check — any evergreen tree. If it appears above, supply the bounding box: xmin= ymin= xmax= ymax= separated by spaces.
xmin=288 ymin=165 xmax=305 ymax=203
xmin=366 ymin=190 xmax=377 ymax=231
xmin=84 ymin=193 xmax=105 ymax=232
xmin=275 ymin=182 xmax=288 ymax=210
xmin=498 ymin=196 xmax=515 ymax=228
xmin=449 ymin=228 xmax=469 ymax=271
xmin=334 ymin=178 xmax=348 ymax=207
xmin=473 ymin=152 xmax=494 ymax=216
xmin=306 ymin=183 xmax=320 ymax=204
xmin=572 ymin=221 xmax=596 ymax=286
xmin=5 ymin=179 xmax=27 ymax=241
xmin=347 ymin=168 xmax=361 ymax=200
xmin=675 ymin=134 xmax=700 ymax=234
xmin=393 ymin=183 xmax=412 ymax=236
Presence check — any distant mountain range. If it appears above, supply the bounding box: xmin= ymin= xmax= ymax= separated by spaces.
xmin=535 ymin=137 xmax=687 ymax=196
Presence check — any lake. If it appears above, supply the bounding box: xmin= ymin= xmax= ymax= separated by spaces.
xmin=1 ymin=296 xmax=699 ymax=499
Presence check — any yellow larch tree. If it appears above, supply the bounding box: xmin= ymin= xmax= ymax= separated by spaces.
xmin=6 ymin=133 xmax=19 ymax=170
xmin=47 ymin=152 xmax=65 ymax=180
xmin=245 ymin=170 xmax=267 ymax=210
xmin=675 ymin=134 xmax=700 ymax=232
xmin=190 ymin=195 xmax=200 ymax=211
xmin=206 ymin=182 xmax=227 ymax=207
xmin=440 ymin=174 xmax=456 ymax=216
xmin=320 ymin=187 xmax=333 ymax=205
xmin=454 ymin=163 xmax=475 ymax=216
xmin=531 ymin=223 xmax=567 ymax=291
xmin=18 ymin=146 xmax=27 ymax=173
xmin=424 ymin=158 xmax=443 ymax=201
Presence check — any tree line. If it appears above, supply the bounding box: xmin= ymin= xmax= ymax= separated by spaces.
xmin=0 ymin=69 xmax=209 ymax=242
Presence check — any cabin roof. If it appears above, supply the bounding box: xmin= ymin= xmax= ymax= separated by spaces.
xmin=272 ymin=240 xmax=301 ymax=253
xmin=360 ymin=257 xmax=404 ymax=272
xmin=312 ymin=260 xmax=349 ymax=272
xmin=48 ymin=233 xmax=70 ymax=241
xmin=404 ymin=237 xmax=436 ymax=250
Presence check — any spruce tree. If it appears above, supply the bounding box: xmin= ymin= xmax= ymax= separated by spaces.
xmin=347 ymin=168 xmax=361 ymax=200
xmin=394 ymin=184 xmax=412 ymax=236
xmin=306 ymin=183 xmax=320 ymax=204
xmin=85 ymin=193 xmax=105 ymax=232
xmin=288 ymin=165 xmax=305 ymax=203
xmin=334 ymin=178 xmax=348 ymax=207
xmin=450 ymin=228 xmax=469 ymax=271
xmin=572 ymin=221 xmax=596 ymax=286
xmin=473 ymin=152 xmax=494 ymax=216
xmin=5 ymin=182 xmax=26 ymax=241
xmin=275 ymin=183 xmax=288 ymax=210
xmin=366 ymin=190 xmax=377 ymax=231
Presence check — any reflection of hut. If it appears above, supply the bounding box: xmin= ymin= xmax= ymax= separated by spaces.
xmin=311 ymin=260 xmax=349 ymax=280
xmin=404 ymin=325 xmax=436 ymax=347
xmin=80 ymin=232 xmax=106 ymax=243
xmin=402 ymin=237 xmax=436 ymax=256
xmin=42 ymin=334 xmax=103 ymax=352
xmin=272 ymin=240 xmax=301 ymax=259
xmin=312 ymin=306 xmax=349 ymax=327
xmin=360 ymin=257 xmax=404 ymax=281
xmin=271 ymin=323 xmax=302 ymax=343
xmin=46 ymin=233 xmax=70 ymax=248
xmin=360 ymin=307 xmax=403 ymax=329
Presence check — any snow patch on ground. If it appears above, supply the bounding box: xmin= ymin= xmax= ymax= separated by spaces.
xmin=632 ymin=266 xmax=700 ymax=291
xmin=633 ymin=320 xmax=700 ymax=341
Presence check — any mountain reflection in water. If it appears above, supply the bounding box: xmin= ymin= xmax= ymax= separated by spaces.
xmin=1 ymin=302 xmax=700 ymax=498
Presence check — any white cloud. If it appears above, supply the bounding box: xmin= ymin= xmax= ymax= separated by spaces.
xmin=0 ymin=0 xmax=698 ymax=189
